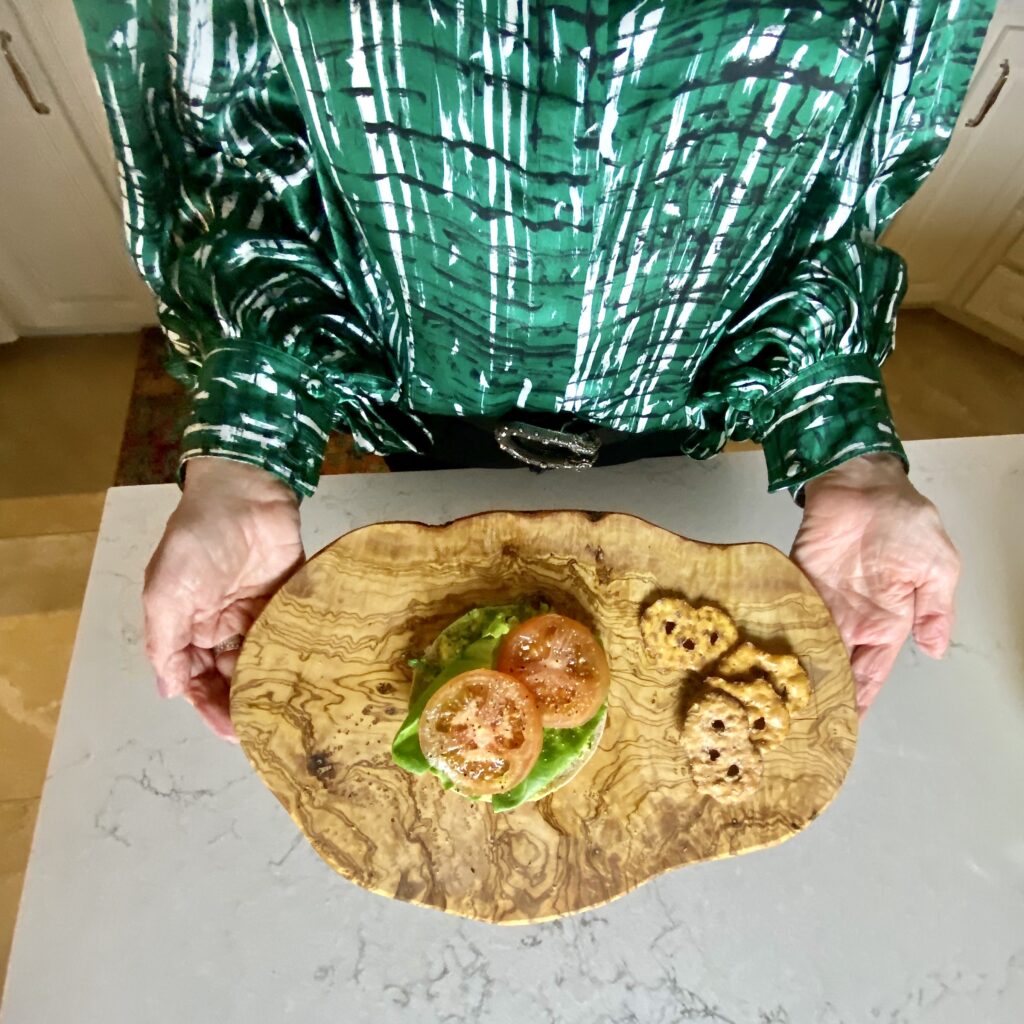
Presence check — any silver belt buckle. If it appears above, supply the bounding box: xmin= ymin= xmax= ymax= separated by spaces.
xmin=494 ymin=421 xmax=600 ymax=470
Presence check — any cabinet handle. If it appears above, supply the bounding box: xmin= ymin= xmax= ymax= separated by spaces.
xmin=965 ymin=59 xmax=1010 ymax=128
xmin=0 ymin=29 xmax=50 ymax=115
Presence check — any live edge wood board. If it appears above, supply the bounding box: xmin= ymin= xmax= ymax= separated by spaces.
xmin=231 ymin=510 xmax=857 ymax=924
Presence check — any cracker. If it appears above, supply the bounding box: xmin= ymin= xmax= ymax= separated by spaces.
xmin=716 ymin=642 xmax=811 ymax=712
xmin=681 ymin=691 xmax=763 ymax=802
xmin=641 ymin=597 xmax=739 ymax=673
xmin=705 ymin=676 xmax=791 ymax=749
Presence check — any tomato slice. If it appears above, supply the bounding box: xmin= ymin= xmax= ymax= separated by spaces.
xmin=496 ymin=613 xmax=610 ymax=728
xmin=418 ymin=669 xmax=543 ymax=797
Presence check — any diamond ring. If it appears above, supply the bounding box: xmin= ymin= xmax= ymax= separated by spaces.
xmin=212 ymin=634 xmax=245 ymax=655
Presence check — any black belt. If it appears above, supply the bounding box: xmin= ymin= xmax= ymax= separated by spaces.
xmin=388 ymin=410 xmax=688 ymax=472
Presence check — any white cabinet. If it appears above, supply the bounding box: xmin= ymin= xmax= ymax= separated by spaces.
xmin=0 ymin=0 xmax=156 ymax=340
xmin=883 ymin=0 xmax=1024 ymax=354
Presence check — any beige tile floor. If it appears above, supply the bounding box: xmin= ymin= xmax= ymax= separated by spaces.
xmin=0 ymin=334 xmax=140 ymax=500
xmin=1 ymin=312 xmax=1023 ymax=998
xmin=885 ymin=309 xmax=1024 ymax=440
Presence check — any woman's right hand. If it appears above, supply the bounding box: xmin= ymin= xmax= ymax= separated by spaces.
xmin=143 ymin=457 xmax=304 ymax=740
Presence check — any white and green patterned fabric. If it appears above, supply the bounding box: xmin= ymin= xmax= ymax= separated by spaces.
xmin=74 ymin=0 xmax=994 ymax=496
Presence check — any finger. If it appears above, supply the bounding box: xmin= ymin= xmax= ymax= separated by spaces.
xmin=192 ymin=597 xmax=267 ymax=651
xmin=143 ymin=581 xmax=194 ymax=699
xmin=214 ymin=647 xmax=240 ymax=683
xmin=183 ymin=671 xmax=238 ymax=743
xmin=912 ymin=562 xmax=960 ymax=659
xmin=851 ymin=642 xmax=903 ymax=715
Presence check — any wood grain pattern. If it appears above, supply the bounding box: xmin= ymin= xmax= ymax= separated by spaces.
xmin=231 ymin=511 xmax=857 ymax=924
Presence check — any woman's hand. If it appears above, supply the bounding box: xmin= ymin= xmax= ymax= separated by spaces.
xmin=143 ymin=458 xmax=304 ymax=740
xmin=791 ymin=453 xmax=960 ymax=715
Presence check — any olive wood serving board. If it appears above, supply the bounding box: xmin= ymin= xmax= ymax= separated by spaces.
xmin=231 ymin=510 xmax=857 ymax=924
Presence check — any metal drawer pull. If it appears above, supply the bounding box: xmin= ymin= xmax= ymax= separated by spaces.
xmin=965 ymin=59 xmax=1010 ymax=128
xmin=1 ymin=29 xmax=50 ymax=115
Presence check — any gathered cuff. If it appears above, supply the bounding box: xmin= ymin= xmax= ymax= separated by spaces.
xmin=179 ymin=344 xmax=337 ymax=499
xmin=759 ymin=354 xmax=908 ymax=500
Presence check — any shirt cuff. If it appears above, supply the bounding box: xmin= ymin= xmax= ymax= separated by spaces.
xmin=179 ymin=345 xmax=336 ymax=499
xmin=759 ymin=354 xmax=908 ymax=499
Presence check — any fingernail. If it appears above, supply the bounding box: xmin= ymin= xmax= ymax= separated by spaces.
xmin=156 ymin=676 xmax=170 ymax=698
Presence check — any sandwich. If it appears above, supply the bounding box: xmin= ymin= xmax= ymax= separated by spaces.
xmin=391 ymin=602 xmax=610 ymax=811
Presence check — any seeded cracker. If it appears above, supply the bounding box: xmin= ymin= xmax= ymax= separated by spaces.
xmin=706 ymin=676 xmax=791 ymax=749
xmin=716 ymin=642 xmax=812 ymax=712
xmin=641 ymin=597 xmax=739 ymax=673
xmin=681 ymin=690 xmax=763 ymax=802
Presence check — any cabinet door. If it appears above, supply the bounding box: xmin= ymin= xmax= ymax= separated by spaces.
xmin=0 ymin=0 xmax=156 ymax=336
xmin=881 ymin=1 xmax=1024 ymax=319
xmin=964 ymin=257 xmax=1024 ymax=351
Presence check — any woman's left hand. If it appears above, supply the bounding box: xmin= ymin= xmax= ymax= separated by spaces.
xmin=791 ymin=453 xmax=961 ymax=714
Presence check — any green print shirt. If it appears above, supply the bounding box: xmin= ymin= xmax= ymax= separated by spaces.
xmin=75 ymin=0 xmax=994 ymax=497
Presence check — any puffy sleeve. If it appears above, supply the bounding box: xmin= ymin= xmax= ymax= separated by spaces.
xmin=74 ymin=0 xmax=425 ymax=497
xmin=703 ymin=0 xmax=993 ymax=497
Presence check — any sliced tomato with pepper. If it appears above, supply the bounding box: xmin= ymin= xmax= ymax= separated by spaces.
xmin=496 ymin=613 xmax=610 ymax=728
xmin=418 ymin=669 xmax=544 ymax=797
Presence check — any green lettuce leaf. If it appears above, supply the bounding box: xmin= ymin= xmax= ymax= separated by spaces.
xmin=390 ymin=602 xmax=606 ymax=812
xmin=490 ymin=707 xmax=605 ymax=812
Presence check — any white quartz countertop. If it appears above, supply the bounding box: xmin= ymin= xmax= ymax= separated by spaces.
xmin=3 ymin=437 xmax=1023 ymax=1023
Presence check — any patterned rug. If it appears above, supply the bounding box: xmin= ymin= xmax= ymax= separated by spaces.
xmin=114 ymin=330 xmax=390 ymax=486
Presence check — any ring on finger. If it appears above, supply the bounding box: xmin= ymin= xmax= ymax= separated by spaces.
xmin=212 ymin=634 xmax=245 ymax=655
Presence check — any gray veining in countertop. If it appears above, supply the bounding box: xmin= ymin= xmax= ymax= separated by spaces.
xmin=3 ymin=437 xmax=1023 ymax=1023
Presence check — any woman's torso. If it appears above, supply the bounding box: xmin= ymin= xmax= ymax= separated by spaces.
xmin=222 ymin=1 xmax=901 ymax=429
